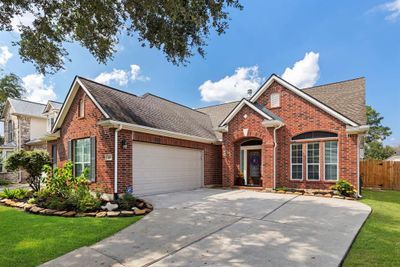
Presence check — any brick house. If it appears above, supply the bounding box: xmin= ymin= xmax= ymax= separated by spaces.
xmin=0 ymin=98 xmax=62 ymax=182
xmin=48 ymin=74 xmax=368 ymax=198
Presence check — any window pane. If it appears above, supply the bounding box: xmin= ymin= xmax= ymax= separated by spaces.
xmin=73 ymin=138 xmax=91 ymax=178
xmin=291 ymin=165 xmax=302 ymax=180
xmin=83 ymin=139 xmax=90 ymax=162
xmin=308 ymin=165 xmax=319 ymax=180
xmin=325 ymin=165 xmax=337 ymax=180
xmin=307 ymin=143 xmax=320 ymax=163
xmin=75 ymin=163 xmax=83 ymax=177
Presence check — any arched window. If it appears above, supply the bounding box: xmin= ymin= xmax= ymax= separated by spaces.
xmin=292 ymin=131 xmax=337 ymax=140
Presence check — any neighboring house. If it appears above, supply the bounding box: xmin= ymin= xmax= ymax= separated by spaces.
xmin=386 ymin=155 xmax=400 ymax=161
xmin=48 ymin=75 xmax=368 ymax=199
xmin=0 ymin=98 xmax=62 ymax=182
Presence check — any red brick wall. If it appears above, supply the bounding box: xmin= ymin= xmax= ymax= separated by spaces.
xmin=49 ymin=86 xmax=222 ymax=195
xmin=222 ymin=105 xmax=275 ymax=188
xmin=222 ymin=81 xmax=359 ymax=190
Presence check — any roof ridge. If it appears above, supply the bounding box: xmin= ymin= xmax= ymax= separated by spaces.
xmin=303 ymin=76 xmax=365 ymax=90
xmin=196 ymin=100 xmax=240 ymax=110
xmin=77 ymin=76 xmax=138 ymax=98
xmin=49 ymin=100 xmax=63 ymax=104
xmin=9 ymin=97 xmax=46 ymax=106
xmin=140 ymin=93 xmax=209 ymax=116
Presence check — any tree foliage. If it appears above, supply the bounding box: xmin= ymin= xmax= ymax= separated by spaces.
xmin=5 ymin=150 xmax=51 ymax=191
xmin=0 ymin=73 xmax=25 ymax=114
xmin=364 ymin=105 xmax=395 ymax=160
xmin=0 ymin=1 xmax=243 ymax=74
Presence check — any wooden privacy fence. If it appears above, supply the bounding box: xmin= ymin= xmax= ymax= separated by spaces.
xmin=360 ymin=160 xmax=400 ymax=190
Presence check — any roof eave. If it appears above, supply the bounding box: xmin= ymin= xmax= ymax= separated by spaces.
xmin=98 ymin=119 xmax=219 ymax=145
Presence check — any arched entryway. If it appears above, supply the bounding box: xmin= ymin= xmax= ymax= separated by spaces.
xmin=236 ymin=138 xmax=263 ymax=187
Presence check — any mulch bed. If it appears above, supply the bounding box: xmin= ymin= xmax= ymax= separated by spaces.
xmin=0 ymin=198 xmax=153 ymax=217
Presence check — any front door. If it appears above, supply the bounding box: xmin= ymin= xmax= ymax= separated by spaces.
xmin=247 ymin=150 xmax=261 ymax=186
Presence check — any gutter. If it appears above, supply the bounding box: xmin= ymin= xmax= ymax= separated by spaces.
xmin=114 ymin=124 xmax=123 ymax=198
xmin=346 ymin=125 xmax=369 ymax=135
xmin=272 ymin=122 xmax=284 ymax=189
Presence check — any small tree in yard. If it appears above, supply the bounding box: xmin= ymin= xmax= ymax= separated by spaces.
xmin=5 ymin=150 xmax=50 ymax=191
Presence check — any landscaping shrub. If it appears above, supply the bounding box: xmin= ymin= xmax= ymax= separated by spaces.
xmin=5 ymin=150 xmax=50 ymax=191
xmin=0 ymin=179 xmax=10 ymax=186
xmin=0 ymin=188 xmax=29 ymax=199
xmin=331 ymin=179 xmax=356 ymax=197
xmin=117 ymin=193 xmax=137 ymax=210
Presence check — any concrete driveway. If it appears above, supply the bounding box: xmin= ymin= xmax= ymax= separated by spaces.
xmin=42 ymin=189 xmax=371 ymax=267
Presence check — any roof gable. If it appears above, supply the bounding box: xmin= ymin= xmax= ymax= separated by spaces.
xmin=249 ymin=75 xmax=360 ymax=126
xmin=2 ymin=98 xmax=46 ymax=119
xmin=219 ymin=99 xmax=281 ymax=127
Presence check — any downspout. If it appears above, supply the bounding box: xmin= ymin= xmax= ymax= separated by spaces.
xmin=114 ymin=124 xmax=123 ymax=199
xmin=357 ymin=134 xmax=361 ymax=198
xmin=273 ymin=123 xmax=284 ymax=190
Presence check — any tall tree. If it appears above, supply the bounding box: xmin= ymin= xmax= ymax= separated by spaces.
xmin=0 ymin=1 xmax=243 ymax=74
xmin=364 ymin=105 xmax=395 ymax=160
xmin=0 ymin=73 xmax=25 ymax=114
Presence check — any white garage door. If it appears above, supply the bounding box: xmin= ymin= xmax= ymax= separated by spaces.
xmin=132 ymin=142 xmax=203 ymax=196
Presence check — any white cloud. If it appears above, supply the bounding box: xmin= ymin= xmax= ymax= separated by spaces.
xmin=95 ymin=69 xmax=129 ymax=86
xmin=199 ymin=66 xmax=262 ymax=103
xmin=130 ymin=64 xmax=150 ymax=81
xmin=376 ymin=0 xmax=400 ymax=21
xmin=22 ymin=74 xmax=57 ymax=103
xmin=10 ymin=12 xmax=36 ymax=33
xmin=0 ymin=46 xmax=13 ymax=67
xmin=94 ymin=64 xmax=149 ymax=86
xmin=282 ymin=51 xmax=320 ymax=88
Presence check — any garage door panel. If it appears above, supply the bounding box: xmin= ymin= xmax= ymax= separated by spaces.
xmin=133 ymin=142 xmax=203 ymax=196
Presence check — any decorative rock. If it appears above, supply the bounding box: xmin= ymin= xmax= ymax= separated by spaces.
xmin=303 ymin=192 xmax=314 ymax=196
xmin=107 ymin=211 xmax=121 ymax=217
xmin=276 ymin=190 xmax=286 ymax=194
xmin=0 ymin=198 xmax=8 ymax=203
xmin=323 ymin=194 xmax=332 ymax=198
xmin=63 ymin=211 xmax=77 ymax=217
xmin=120 ymin=211 xmax=134 ymax=217
xmin=314 ymin=194 xmax=324 ymax=197
xmin=75 ymin=213 xmax=87 ymax=217
xmin=23 ymin=204 xmax=34 ymax=211
xmin=136 ymin=202 xmax=145 ymax=209
xmin=53 ymin=210 xmax=67 ymax=216
xmin=134 ymin=209 xmax=146 ymax=215
xmin=101 ymin=202 xmax=119 ymax=211
xmin=294 ymin=192 xmax=303 ymax=195
xmin=96 ymin=211 xmax=107 ymax=217
xmin=145 ymin=203 xmax=153 ymax=210
xmin=144 ymin=208 xmax=152 ymax=213
xmin=30 ymin=207 xmax=44 ymax=213
xmin=285 ymin=191 xmax=294 ymax=194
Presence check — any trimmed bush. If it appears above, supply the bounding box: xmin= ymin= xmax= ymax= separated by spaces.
xmin=331 ymin=179 xmax=356 ymax=197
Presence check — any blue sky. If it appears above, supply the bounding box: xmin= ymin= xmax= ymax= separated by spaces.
xmin=0 ymin=0 xmax=399 ymax=146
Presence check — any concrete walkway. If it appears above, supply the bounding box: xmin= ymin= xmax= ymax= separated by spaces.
xmin=41 ymin=189 xmax=371 ymax=267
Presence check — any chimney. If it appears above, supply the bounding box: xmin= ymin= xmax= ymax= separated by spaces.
xmin=247 ymin=89 xmax=253 ymax=98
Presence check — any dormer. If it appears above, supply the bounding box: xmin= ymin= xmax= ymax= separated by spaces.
xmin=42 ymin=100 xmax=63 ymax=133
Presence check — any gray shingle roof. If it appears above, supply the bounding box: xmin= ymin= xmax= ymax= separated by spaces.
xmin=302 ymin=77 xmax=366 ymax=125
xmin=49 ymin=100 xmax=63 ymax=110
xmin=78 ymin=77 xmax=217 ymax=140
xmin=8 ymin=98 xmax=46 ymax=118
xmin=197 ymin=101 xmax=239 ymax=134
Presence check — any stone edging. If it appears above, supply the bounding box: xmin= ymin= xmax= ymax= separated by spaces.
xmin=0 ymin=198 xmax=152 ymax=217
xmin=271 ymin=190 xmax=356 ymax=200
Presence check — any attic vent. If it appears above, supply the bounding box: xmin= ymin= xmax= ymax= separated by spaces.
xmin=270 ymin=93 xmax=280 ymax=108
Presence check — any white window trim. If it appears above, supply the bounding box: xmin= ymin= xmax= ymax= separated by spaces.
xmin=323 ymin=141 xmax=339 ymax=181
xmin=306 ymin=142 xmax=320 ymax=181
xmin=73 ymin=138 xmax=90 ymax=177
xmin=240 ymin=145 xmax=262 ymax=185
xmin=270 ymin=93 xmax=280 ymax=108
xmin=290 ymin=143 xmax=303 ymax=181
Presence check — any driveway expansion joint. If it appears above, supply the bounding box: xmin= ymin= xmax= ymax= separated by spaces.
xmin=260 ymin=195 xmax=299 ymax=220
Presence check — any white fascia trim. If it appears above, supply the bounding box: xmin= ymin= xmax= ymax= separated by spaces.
xmin=215 ymin=126 xmax=228 ymax=133
xmin=250 ymin=75 xmax=359 ymax=127
xmin=262 ymin=120 xmax=284 ymax=128
xmin=11 ymin=112 xmax=46 ymax=119
xmin=52 ymin=77 xmax=110 ymax=133
xmin=98 ymin=120 xmax=219 ymax=144
xmin=346 ymin=125 xmax=370 ymax=135
xmin=219 ymin=99 xmax=273 ymax=127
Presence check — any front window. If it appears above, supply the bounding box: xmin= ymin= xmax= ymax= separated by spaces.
xmin=325 ymin=141 xmax=338 ymax=181
xmin=291 ymin=143 xmax=303 ymax=180
xmin=270 ymin=93 xmax=280 ymax=108
xmin=47 ymin=116 xmax=55 ymax=132
xmin=307 ymin=143 xmax=320 ymax=180
xmin=73 ymin=138 xmax=91 ymax=177
xmin=7 ymin=120 xmax=13 ymax=142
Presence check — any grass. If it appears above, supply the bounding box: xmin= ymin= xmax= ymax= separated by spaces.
xmin=0 ymin=205 xmax=142 ymax=267
xmin=343 ymin=190 xmax=400 ymax=266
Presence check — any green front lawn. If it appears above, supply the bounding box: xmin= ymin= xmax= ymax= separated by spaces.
xmin=0 ymin=205 xmax=141 ymax=267
xmin=343 ymin=190 xmax=400 ymax=266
